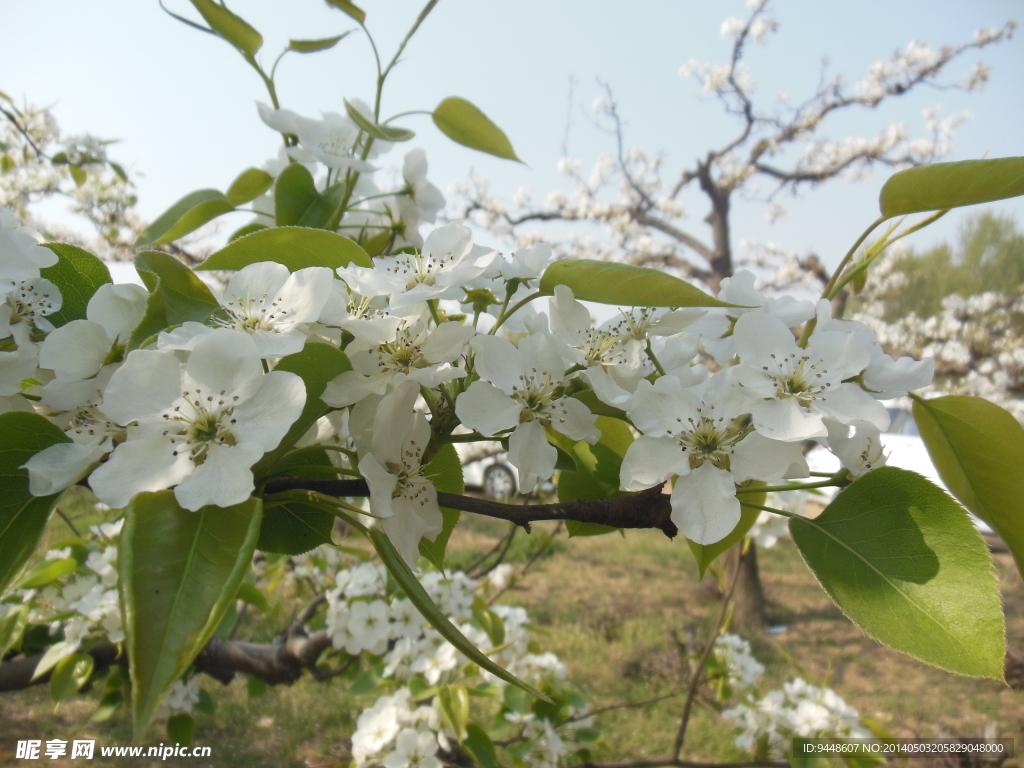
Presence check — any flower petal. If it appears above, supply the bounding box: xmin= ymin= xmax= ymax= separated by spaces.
xmin=174 ymin=442 xmax=263 ymax=511
xmin=89 ymin=438 xmax=193 ymax=509
xmin=507 ymin=420 xmax=556 ymax=492
xmin=670 ymin=463 xmax=741 ymax=545
xmin=455 ymin=380 xmax=521 ymax=437
xmin=620 ymin=435 xmax=690 ymax=491
xmin=231 ymin=369 xmax=306 ymax=452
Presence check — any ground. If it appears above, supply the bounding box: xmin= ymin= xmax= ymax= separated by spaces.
xmin=1 ymin=500 xmax=1022 ymax=767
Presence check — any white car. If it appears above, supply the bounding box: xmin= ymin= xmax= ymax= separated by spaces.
xmin=805 ymin=407 xmax=993 ymax=534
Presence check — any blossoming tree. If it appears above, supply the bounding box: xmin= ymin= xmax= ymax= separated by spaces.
xmin=2 ymin=1 xmax=1024 ymax=765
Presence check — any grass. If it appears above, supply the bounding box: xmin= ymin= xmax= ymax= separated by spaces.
xmin=2 ymin=499 xmax=1024 ymax=767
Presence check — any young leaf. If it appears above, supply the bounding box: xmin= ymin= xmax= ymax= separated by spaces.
xmin=879 ymin=157 xmax=1024 ymax=218
xmin=226 ymin=167 xmax=274 ymax=206
xmin=324 ymin=0 xmax=366 ymax=24
xmin=369 ymin=529 xmax=550 ymax=701
xmin=128 ymin=251 xmax=220 ymax=349
xmin=120 ymin=491 xmax=262 ymax=739
xmin=790 ymin=466 xmax=1005 ymax=679
xmin=258 ymin=502 xmax=335 ymax=555
xmin=0 ymin=412 xmax=72 ymax=596
xmin=18 ymin=557 xmax=77 ymax=589
xmin=288 ymin=32 xmax=351 ymax=53
xmin=540 ymin=259 xmax=738 ymax=308
xmin=39 ymin=243 xmax=113 ymax=327
xmin=438 ymin=684 xmax=470 ymax=739
xmin=419 ymin=443 xmax=465 ymax=570
xmin=0 ymin=604 xmax=29 ymax=659
xmin=462 ymin=724 xmax=500 ymax=768
xmin=299 ymin=182 xmax=349 ymax=229
xmin=432 ymin=97 xmax=520 ymax=162
xmin=344 ymin=99 xmax=415 ymax=142
xmin=197 ymin=226 xmax=372 ymax=272
xmin=188 ymin=0 xmax=262 ymax=57
xmin=274 ymin=163 xmax=318 ymax=226
xmin=913 ymin=395 xmax=1024 ymax=576
xmin=50 ymin=653 xmax=94 ymax=703
xmin=135 ymin=189 xmax=235 ymax=247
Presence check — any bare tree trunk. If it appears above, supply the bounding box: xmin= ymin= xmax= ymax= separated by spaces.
xmin=725 ymin=542 xmax=767 ymax=629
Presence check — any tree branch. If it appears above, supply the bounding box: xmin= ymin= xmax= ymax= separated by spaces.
xmin=262 ymin=479 xmax=678 ymax=539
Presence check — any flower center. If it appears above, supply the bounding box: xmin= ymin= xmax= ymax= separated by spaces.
xmin=218 ymin=289 xmax=289 ymax=334
xmin=162 ymin=387 xmax=239 ymax=462
xmin=511 ymin=368 xmax=560 ymax=419
xmin=384 ymin=250 xmax=454 ymax=291
xmin=378 ymin=328 xmax=427 ymax=373
xmin=385 ymin=439 xmax=432 ymax=506
xmin=762 ymin=352 xmax=832 ymax=406
xmin=666 ymin=404 xmax=743 ymax=470
xmin=7 ymin=279 xmax=57 ymax=326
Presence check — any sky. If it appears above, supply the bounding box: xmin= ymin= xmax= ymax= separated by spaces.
xmin=2 ymin=0 xmax=1022 ymax=278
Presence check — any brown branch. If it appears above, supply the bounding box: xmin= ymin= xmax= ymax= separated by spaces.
xmin=0 ymin=642 xmax=123 ymax=693
xmin=262 ymin=479 xmax=678 ymax=539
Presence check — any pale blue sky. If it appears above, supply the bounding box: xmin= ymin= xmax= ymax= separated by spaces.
xmin=2 ymin=0 xmax=1022 ymax=273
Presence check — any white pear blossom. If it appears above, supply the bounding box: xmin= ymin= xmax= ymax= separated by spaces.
xmin=398 ymin=149 xmax=445 ymax=233
xmin=383 ymin=728 xmax=441 ymax=768
xmin=357 ymin=380 xmax=443 ymax=567
xmin=456 ymin=332 xmax=600 ymax=491
xmin=87 ymin=329 xmax=305 ymax=511
xmin=732 ymin=311 xmax=890 ymax=441
xmin=620 ymin=371 xmax=807 ymax=544
xmin=823 ymin=419 xmax=887 ymax=478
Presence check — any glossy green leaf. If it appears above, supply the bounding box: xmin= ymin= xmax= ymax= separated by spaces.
xmin=253 ymin=343 xmax=351 ymax=477
xmin=129 ymin=251 xmax=220 ymax=349
xmin=258 ymin=502 xmax=334 ymax=555
xmin=288 ymin=31 xmax=351 ymax=53
xmin=50 ymin=652 xmax=94 ymax=702
xmin=18 ymin=557 xmax=77 ymax=589
xmin=188 ymin=0 xmax=262 ymax=57
xmin=39 ymin=243 xmax=113 ymax=327
xmin=120 ymin=491 xmax=262 ymax=739
xmin=226 ymin=167 xmax=273 ymax=206
xmin=540 ymin=259 xmax=738 ymax=308
xmin=273 ymin=163 xmax=318 ymax=226
xmin=370 ymin=529 xmax=549 ymax=701
xmin=880 ymin=157 xmax=1024 ymax=217
xmin=0 ymin=604 xmax=29 ymax=659
xmin=913 ymin=395 xmax=1024 ymax=576
xmin=136 ymin=189 xmax=235 ymax=247
xmin=345 ymin=99 xmax=415 ymax=142
xmin=166 ymin=712 xmax=195 ymax=746
xmin=790 ymin=466 xmax=1004 ymax=679
xmin=324 ymin=0 xmax=365 ymax=23
xmin=687 ymin=482 xmax=766 ymax=578
xmin=433 ymin=97 xmax=520 ymax=162
xmin=438 ymin=684 xmax=470 ymax=739
xmin=462 ymin=724 xmax=500 ymax=768
xmin=0 ymin=412 xmax=72 ymax=596
xmin=197 ymin=226 xmax=372 ymax=272
xmin=419 ymin=443 xmax=465 ymax=570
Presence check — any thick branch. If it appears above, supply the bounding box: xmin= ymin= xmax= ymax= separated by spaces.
xmin=263 ymin=479 xmax=678 ymax=538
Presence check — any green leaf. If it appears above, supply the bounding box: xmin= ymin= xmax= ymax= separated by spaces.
xmin=39 ymin=243 xmax=113 ymax=327
xmin=166 ymin=712 xmax=195 ymax=746
xmin=324 ymin=0 xmax=365 ymax=24
xmin=438 ymin=684 xmax=470 ymax=740
xmin=228 ymin=222 xmax=267 ymax=243
xmin=687 ymin=482 xmax=766 ymax=578
xmin=69 ymin=165 xmax=87 ymax=187
xmin=129 ymin=251 xmax=220 ymax=349
xmin=345 ymin=99 xmax=415 ymax=142
xmin=462 ymin=724 xmax=500 ymax=768
xmin=236 ymin=581 xmax=268 ymax=612
xmin=432 ymin=97 xmax=520 ymax=162
xmin=273 ymin=163 xmax=318 ymax=226
xmin=879 ymin=157 xmax=1024 ymax=218
xmin=197 ymin=226 xmax=372 ymax=272
xmin=258 ymin=502 xmax=334 ymax=555
xmin=120 ymin=491 xmax=262 ymax=739
xmin=288 ymin=31 xmax=351 ymax=53
xmin=369 ymin=529 xmax=550 ymax=701
xmin=50 ymin=652 xmax=94 ymax=702
xmin=419 ymin=443 xmax=464 ymax=570
xmin=136 ymin=189 xmax=234 ymax=247
xmin=540 ymin=259 xmax=739 ymax=308
xmin=0 ymin=412 xmax=72 ymax=596
xmin=913 ymin=395 xmax=1024 ymax=576
xmin=188 ymin=0 xmax=262 ymax=57
xmin=226 ymin=167 xmax=273 ymax=206
xmin=0 ymin=604 xmax=29 ymax=659
xmin=18 ymin=557 xmax=77 ymax=589
xmin=570 ymin=390 xmax=631 ymax=425
xmin=299 ymin=182 xmax=349 ymax=229
xmin=253 ymin=343 xmax=352 ymax=478
xmin=789 ymin=466 xmax=1005 ymax=679
xmin=91 ymin=690 xmax=124 ymax=722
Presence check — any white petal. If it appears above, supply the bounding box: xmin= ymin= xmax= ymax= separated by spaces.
xmin=625 ymin=376 xmax=698 ymax=437
xmin=455 ymin=381 xmax=521 ymax=437
xmin=101 ymin=349 xmax=182 ymax=426
xmin=249 ymin=328 xmax=308 ymax=358
xmin=421 ymin=322 xmax=475 ymax=364
xmin=225 ymin=262 xmax=290 ymax=309
xmin=547 ymin=396 xmax=599 ymax=444
xmin=469 ymin=335 xmax=522 ymax=395
xmin=322 ymin=370 xmax=389 ymax=408
xmin=749 ymin=397 xmax=826 ymax=441
xmin=359 ymin=453 xmax=397 ymax=519
xmin=863 ymin=355 xmax=934 ymax=399
xmin=507 ymin=420 xmax=556 ymax=492
xmin=734 ymin=311 xmax=798 ymax=366
xmin=38 ymin=319 xmax=109 ymax=381
xmin=549 ymin=285 xmax=590 ymax=343
xmin=89 ymin=438 xmax=193 ymax=509
xmin=731 ymin=432 xmax=808 ymax=484
xmin=184 ymin=329 xmax=263 ymax=403
xmin=157 ymin=321 xmax=215 ymax=351
xmin=86 ymin=283 xmax=148 ymax=344
xmin=671 ymin=463 xmax=741 ymax=545
xmin=174 ymin=442 xmax=262 ymax=511
xmin=23 ymin=443 xmax=104 ymax=497
xmin=816 ymin=383 xmax=891 ymax=431
xmin=231 ymin=370 xmax=306 ymax=452
xmin=369 ymin=380 xmax=420 ymax=465
xmin=272 ymin=267 xmax=336 ymax=329
xmin=620 ymin=436 xmax=690 ymax=491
